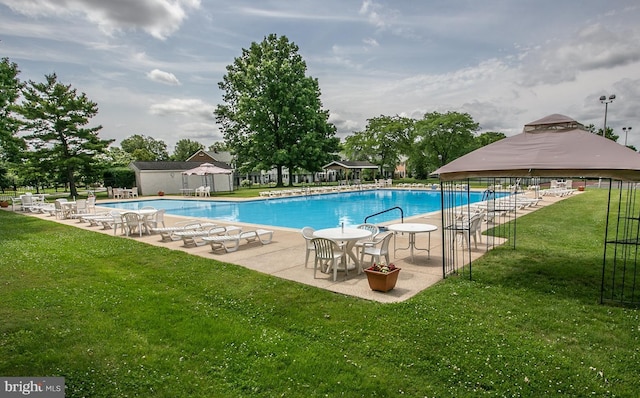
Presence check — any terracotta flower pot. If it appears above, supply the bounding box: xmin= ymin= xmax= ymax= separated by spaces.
xmin=0 ymin=201 xmax=9 ymax=208
xmin=158 ymin=191 xmax=165 ymax=196
xmin=364 ymin=267 xmax=401 ymax=292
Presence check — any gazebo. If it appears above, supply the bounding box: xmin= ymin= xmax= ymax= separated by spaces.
xmin=432 ymin=114 xmax=640 ymax=305
xmin=322 ymin=160 xmax=379 ymax=182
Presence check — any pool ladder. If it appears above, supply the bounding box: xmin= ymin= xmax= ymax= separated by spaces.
xmin=364 ymin=206 xmax=404 ymax=231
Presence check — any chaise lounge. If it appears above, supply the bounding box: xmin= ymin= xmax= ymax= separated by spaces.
xmin=203 ymin=229 xmax=274 ymax=253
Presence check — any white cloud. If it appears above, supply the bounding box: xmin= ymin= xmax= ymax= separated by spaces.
xmin=147 ymin=69 xmax=181 ymax=85
xmin=0 ymin=0 xmax=201 ymax=39
xmin=149 ymin=98 xmax=214 ymax=120
xmin=519 ymin=24 xmax=640 ymax=86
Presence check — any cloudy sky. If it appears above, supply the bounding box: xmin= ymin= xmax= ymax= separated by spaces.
xmin=1 ymin=0 xmax=639 ymax=151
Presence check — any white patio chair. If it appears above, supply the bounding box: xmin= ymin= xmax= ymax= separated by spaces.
xmin=122 ymin=212 xmax=146 ymax=237
xmin=301 ymin=226 xmax=316 ymax=268
xmin=359 ymin=232 xmax=393 ymax=271
xmin=311 ymin=237 xmax=346 ymax=282
xmin=354 ymin=223 xmax=380 ymax=254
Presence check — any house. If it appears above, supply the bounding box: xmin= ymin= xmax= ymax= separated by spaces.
xmin=129 ymin=160 xmax=234 ymax=196
xmin=186 ymin=149 xmax=233 ymax=164
xmin=322 ymin=160 xmax=379 ymax=182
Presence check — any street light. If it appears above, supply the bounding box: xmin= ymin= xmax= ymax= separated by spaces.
xmin=622 ymin=127 xmax=632 ymax=146
xmin=599 ymin=94 xmax=616 ymax=137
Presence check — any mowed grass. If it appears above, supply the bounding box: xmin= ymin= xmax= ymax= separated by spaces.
xmin=1 ymin=190 xmax=639 ymax=397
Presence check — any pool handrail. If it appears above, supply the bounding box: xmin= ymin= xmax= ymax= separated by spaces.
xmin=364 ymin=206 xmax=404 ymax=227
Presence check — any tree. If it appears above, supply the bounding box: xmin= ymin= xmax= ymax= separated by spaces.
xmin=411 ymin=111 xmax=479 ymax=178
xmin=215 ymin=34 xmax=339 ymax=187
xmin=121 ymin=134 xmax=169 ymax=161
xmin=208 ymin=141 xmax=228 ymax=152
xmin=17 ymin=73 xmax=113 ymax=197
xmin=172 ymin=138 xmax=203 ymax=161
xmin=343 ymin=115 xmax=414 ymax=177
xmin=0 ymin=57 xmax=25 ymax=191
xmin=474 ymin=131 xmax=506 ymax=148
xmin=585 ymin=123 xmax=619 ymax=142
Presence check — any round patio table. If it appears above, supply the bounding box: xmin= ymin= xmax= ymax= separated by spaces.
xmin=386 ymin=223 xmax=438 ymax=262
xmin=313 ymin=227 xmax=372 ymax=273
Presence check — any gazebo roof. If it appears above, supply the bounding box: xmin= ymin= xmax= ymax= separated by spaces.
xmin=322 ymin=160 xmax=379 ymax=170
xmin=433 ymin=114 xmax=640 ymax=181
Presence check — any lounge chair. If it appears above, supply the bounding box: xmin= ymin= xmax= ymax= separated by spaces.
xmin=150 ymin=221 xmax=216 ymax=242
xmin=204 ymin=229 xmax=274 ymax=253
xmin=101 ymin=212 xmax=126 ymax=235
xmin=175 ymin=225 xmax=240 ymax=248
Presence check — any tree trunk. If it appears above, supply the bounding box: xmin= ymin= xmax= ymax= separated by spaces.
xmin=67 ymin=167 xmax=78 ymax=198
xmin=276 ymin=165 xmax=284 ymax=187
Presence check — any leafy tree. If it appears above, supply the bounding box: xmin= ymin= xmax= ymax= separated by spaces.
xmin=411 ymin=111 xmax=479 ymax=178
xmin=17 ymin=73 xmax=113 ymax=197
xmin=172 ymin=138 xmax=203 ymax=161
xmin=215 ymin=34 xmax=339 ymax=187
xmin=208 ymin=141 xmax=228 ymax=152
xmin=0 ymin=57 xmax=25 ymax=191
xmin=585 ymin=123 xmax=619 ymax=142
xmin=474 ymin=131 xmax=506 ymax=148
xmin=121 ymin=134 xmax=169 ymax=161
xmin=97 ymin=147 xmax=134 ymax=167
xmin=343 ymin=115 xmax=413 ymax=177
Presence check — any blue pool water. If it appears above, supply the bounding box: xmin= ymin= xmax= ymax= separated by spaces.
xmin=100 ymin=189 xmax=490 ymax=230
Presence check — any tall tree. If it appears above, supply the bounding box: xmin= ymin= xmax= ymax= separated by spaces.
xmin=215 ymin=34 xmax=339 ymax=187
xmin=172 ymin=138 xmax=203 ymax=161
xmin=585 ymin=123 xmax=619 ymax=142
xmin=474 ymin=131 xmax=506 ymax=148
xmin=411 ymin=111 xmax=479 ymax=178
xmin=17 ymin=73 xmax=112 ymax=197
xmin=0 ymin=57 xmax=25 ymax=191
xmin=343 ymin=115 xmax=414 ymax=177
xmin=208 ymin=141 xmax=228 ymax=152
xmin=121 ymin=134 xmax=169 ymax=161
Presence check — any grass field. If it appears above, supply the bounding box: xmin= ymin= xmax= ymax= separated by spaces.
xmin=1 ymin=190 xmax=639 ymax=397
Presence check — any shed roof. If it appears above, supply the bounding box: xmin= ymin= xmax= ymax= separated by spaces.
xmin=130 ymin=161 xmax=232 ymax=171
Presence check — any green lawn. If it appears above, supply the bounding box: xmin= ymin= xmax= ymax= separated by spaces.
xmin=1 ymin=190 xmax=638 ymax=397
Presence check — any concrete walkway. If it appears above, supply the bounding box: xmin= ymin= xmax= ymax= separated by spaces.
xmin=13 ymin=191 xmax=569 ymax=303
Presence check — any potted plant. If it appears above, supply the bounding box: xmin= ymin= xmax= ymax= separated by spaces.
xmin=158 ymin=191 xmax=165 ymax=196
xmin=364 ymin=263 xmax=401 ymax=292
xmin=0 ymin=200 xmax=9 ymax=208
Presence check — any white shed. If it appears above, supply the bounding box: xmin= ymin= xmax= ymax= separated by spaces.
xmin=129 ymin=161 xmax=235 ymax=196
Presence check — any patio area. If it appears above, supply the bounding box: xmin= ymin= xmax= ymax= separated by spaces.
xmin=14 ymin=191 xmax=569 ymax=303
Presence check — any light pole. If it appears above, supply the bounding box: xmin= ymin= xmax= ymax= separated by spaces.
xmin=622 ymin=127 xmax=632 ymax=146
xmin=599 ymin=94 xmax=616 ymax=137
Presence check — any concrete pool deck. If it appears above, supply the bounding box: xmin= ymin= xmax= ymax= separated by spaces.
xmin=16 ymin=191 xmax=570 ymax=303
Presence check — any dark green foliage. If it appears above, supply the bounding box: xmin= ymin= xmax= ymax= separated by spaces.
xmin=172 ymin=139 xmax=204 ymax=161
xmin=215 ymin=34 xmax=339 ymax=187
xmin=343 ymin=115 xmax=414 ymax=177
xmin=103 ymin=167 xmax=136 ymax=188
xmin=1 ymin=191 xmax=639 ymax=396
xmin=16 ymin=73 xmax=113 ymax=197
xmin=120 ymin=134 xmax=169 ymax=161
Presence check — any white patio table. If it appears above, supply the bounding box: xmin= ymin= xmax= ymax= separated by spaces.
xmin=386 ymin=223 xmax=438 ymax=262
xmin=313 ymin=227 xmax=372 ymax=273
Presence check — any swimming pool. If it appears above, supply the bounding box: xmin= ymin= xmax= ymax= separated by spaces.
xmin=100 ymin=189 xmax=490 ymax=230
